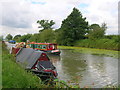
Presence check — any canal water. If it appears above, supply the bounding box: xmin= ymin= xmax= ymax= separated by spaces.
xmin=48 ymin=49 xmax=118 ymax=88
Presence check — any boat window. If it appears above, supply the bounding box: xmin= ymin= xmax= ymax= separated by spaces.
xmin=42 ymin=45 xmax=47 ymax=49
xmin=34 ymin=44 xmax=37 ymax=48
xmin=49 ymin=44 xmax=57 ymax=50
xmin=37 ymin=45 xmax=46 ymax=49
xmin=38 ymin=45 xmax=39 ymax=48
xmin=31 ymin=44 xmax=34 ymax=48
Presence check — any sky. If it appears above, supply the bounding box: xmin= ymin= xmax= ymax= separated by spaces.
xmin=0 ymin=0 xmax=119 ymax=38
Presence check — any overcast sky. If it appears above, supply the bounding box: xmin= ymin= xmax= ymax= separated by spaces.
xmin=0 ymin=0 xmax=119 ymax=37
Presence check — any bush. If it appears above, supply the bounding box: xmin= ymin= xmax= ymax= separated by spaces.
xmin=74 ymin=38 xmax=119 ymax=51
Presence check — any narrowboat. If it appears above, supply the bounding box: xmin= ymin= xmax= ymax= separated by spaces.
xmin=28 ymin=42 xmax=61 ymax=55
xmin=12 ymin=47 xmax=58 ymax=81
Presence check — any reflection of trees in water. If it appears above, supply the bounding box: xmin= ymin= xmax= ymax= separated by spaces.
xmin=60 ymin=50 xmax=87 ymax=79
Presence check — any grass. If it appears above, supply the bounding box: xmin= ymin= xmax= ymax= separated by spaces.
xmin=0 ymin=42 xmax=2 ymax=89
xmin=58 ymin=46 xmax=119 ymax=58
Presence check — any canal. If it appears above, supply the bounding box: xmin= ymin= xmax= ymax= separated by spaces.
xmin=48 ymin=49 xmax=118 ymax=88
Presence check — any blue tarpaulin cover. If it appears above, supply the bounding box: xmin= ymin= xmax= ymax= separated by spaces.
xmin=8 ymin=40 xmax=16 ymax=43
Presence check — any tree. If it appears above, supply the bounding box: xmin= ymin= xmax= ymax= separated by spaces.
xmin=88 ymin=23 xmax=107 ymax=39
xmin=0 ymin=36 xmax=3 ymax=41
xmin=29 ymin=29 xmax=55 ymax=43
xmin=19 ymin=34 xmax=32 ymax=42
xmin=13 ymin=35 xmax=21 ymax=41
xmin=39 ymin=29 xmax=55 ymax=43
xmin=101 ymin=22 xmax=107 ymax=31
xmin=37 ymin=20 xmax=55 ymax=32
xmin=29 ymin=33 xmax=40 ymax=42
xmin=58 ymin=7 xmax=89 ymax=45
xmin=6 ymin=34 xmax=13 ymax=40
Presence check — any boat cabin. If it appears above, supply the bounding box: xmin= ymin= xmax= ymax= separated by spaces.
xmin=28 ymin=42 xmax=58 ymax=51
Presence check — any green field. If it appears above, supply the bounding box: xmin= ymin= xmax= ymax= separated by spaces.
xmin=58 ymin=46 xmax=119 ymax=58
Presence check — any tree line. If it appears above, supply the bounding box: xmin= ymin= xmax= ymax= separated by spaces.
xmin=5 ymin=7 xmax=119 ymax=50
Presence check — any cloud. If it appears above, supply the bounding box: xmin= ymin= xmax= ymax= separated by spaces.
xmin=1 ymin=2 xmax=33 ymax=28
xmin=0 ymin=0 xmax=119 ymax=37
xmin=83 ymin=0 xmax=118 ymax=34
xmin=0 ymin=25 xmax=39 ymax=38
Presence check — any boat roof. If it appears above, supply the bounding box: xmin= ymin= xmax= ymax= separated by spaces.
xmin=16 ymin=48 xmax=43 ymax=69
xmin=30 ymin=42 xmax=57 ymax=45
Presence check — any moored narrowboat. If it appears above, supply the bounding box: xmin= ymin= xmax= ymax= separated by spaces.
xmin=28 ymin=42 xmax=61 ymax=55
xmin=12 ymin=47 xmax=58 ymax=81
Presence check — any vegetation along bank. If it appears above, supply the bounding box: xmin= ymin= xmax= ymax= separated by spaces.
xmin=58 ymin=46 xmax=119 ymax=59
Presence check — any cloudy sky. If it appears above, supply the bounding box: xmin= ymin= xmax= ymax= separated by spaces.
xmin=0 ymin=0 xmax=119 ymax=38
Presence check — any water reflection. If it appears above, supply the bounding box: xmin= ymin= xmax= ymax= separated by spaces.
xmin=48 ymin=50 xmax=118 ymax=88
xmin=60 ymin=50 xmax=87 ymax=80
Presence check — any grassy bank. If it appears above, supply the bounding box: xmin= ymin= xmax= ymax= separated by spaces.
xmin=2 ymin=43 xmax=47 ymax=88
xmin=58 ymin=46 xmax=119 ymax=58
xmin=0 ymin=42 xmax=2 ymax=89
xmin=74 ymin=39 xmax=119 ymax=51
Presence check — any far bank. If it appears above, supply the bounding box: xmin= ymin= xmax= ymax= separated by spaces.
xmin=58 ymin=46 xmax=119 ymax=58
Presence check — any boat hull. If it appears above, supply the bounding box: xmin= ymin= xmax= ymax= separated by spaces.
xmin=31 ymin=69 xmax=57 ymax=82
xmin=44 ymin=50 xmax=61 ymax=55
